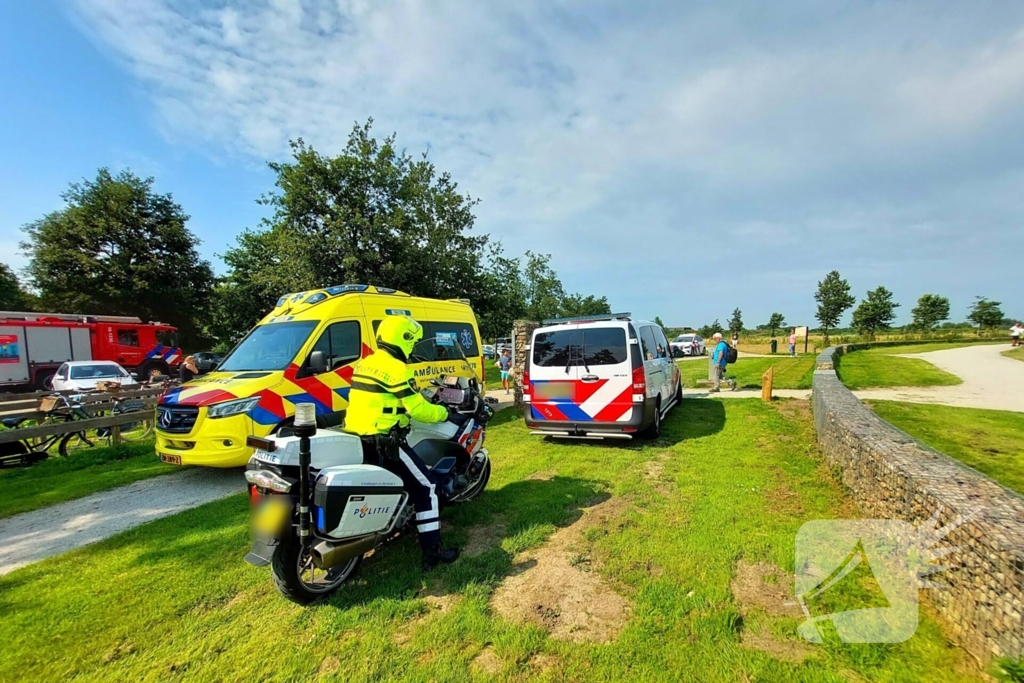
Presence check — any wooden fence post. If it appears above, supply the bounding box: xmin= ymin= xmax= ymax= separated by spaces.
xmin=761 ymin=366 xmax=774 ymax=402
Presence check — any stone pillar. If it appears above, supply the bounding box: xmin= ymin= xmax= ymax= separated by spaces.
xmin=512 ymin=320 xmax=539 ymax=408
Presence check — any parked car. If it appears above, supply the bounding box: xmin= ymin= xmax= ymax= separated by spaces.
xmin=495 ymin=337 xmax=512 ymax=354
xmin=670 ymin=334 xmax=706 ymax=357
xmin=482 ymin=344 xmax=496 ymax=359
xmin=193 ymin=351 xmax=224 ymax=373
xmin=51 ymin=361 xmax=139 ymax=392
xmin=523 ymin=316 xmax=681 ymax=439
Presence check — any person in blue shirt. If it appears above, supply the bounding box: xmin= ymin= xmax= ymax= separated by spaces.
xmin=496 ymin=349 xmax=513 ymax=394
xmin=710 ymin=332 xmax=735 ymax=392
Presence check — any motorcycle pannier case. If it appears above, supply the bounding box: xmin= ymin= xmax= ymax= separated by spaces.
xmin=313 ymin=465 xmax=405 ymax=540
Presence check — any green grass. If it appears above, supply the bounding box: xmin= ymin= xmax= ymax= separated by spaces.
xmin=866 ymin=401 xmax=1024 ymax=495
xmin=0 ymin=401 xmax=981 ymax=682
xmin=836 ymin=352 xmax=962 ymax=390
xmin=678 ymin=356 xmax=817 ymax=390
xmin=1002 ymin=347 xmax=1024 ymax=363
xmin=0 ymin=440 xmax=175 ymax=519
xmin=858 ymin=341 xmax=1004 ymax=355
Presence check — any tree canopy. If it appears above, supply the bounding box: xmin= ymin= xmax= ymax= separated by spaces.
xmin=911 ymin=294 xmax=950 ymax=330
xmin=814 ymin=270 xmax=855 ymax=347
xmin=20 ymin=168 xmax=214 ymax=345
xmin=214 ymin=122 xmax=609 ymax=344
xmin=764 ymin=312 xmax=786 ymax=338
xmin=851 ymin=286 xmax=900 ymax=340
xmin=728 ymin=308 xmax=743 ymax=334
xmin=967 ymin=296 xmax=1004 ymax=330
xmin=0 ymin=263 xmax=35 ymax=311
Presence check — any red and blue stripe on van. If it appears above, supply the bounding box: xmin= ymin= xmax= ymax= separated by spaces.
xmin=529 ymin=378 xmax=634 ymax=423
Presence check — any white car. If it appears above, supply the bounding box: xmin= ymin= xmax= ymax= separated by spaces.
xmin=670 ymin=334 xmax=706 ymax=357
xmin=52 ymin=361 xmax=139 ymax=392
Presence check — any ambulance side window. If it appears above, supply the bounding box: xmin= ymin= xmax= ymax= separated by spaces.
xmin=308 ymin=321 xmax=361 ymax=374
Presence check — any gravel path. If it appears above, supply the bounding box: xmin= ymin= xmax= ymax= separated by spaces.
xmin=851 ymin=343 xmax=1024 ymax=412
xmin=689 ymin=344 xmax=1024 ymax=412
xmin=0 ymin=468 xmax=241 ymax=576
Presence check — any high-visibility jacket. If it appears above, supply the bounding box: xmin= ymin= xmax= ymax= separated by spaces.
xmin=344 ymin=348 xmax=448 ymax=435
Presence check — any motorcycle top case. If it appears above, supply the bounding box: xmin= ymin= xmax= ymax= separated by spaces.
xmin=314 ymin=464 xmax=405 ymax=540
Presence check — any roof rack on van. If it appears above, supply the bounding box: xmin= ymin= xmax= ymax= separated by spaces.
xmin=541 ymin=312 xmax=632 ymax=325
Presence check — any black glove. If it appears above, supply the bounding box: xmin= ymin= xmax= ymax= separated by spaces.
xmin=447 ymin=407 xmax=468 ymax=426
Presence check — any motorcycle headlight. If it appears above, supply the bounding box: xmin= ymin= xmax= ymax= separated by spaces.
xmin=207 ymin=397 xmax=261 ymax=419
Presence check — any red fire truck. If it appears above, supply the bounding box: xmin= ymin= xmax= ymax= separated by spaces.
xmin=0 ymin=311 xmax=182 ymax=390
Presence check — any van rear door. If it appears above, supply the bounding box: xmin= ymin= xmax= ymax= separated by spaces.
xmin=577 ymin=324 xmax=633 ymax=423
xmin=529 ymin=324 xmax=633 ymax=424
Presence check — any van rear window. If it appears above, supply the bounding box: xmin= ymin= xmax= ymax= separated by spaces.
xmin=532 ymin=327 xmax=627 ymax=367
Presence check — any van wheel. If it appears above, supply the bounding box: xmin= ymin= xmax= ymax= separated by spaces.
xmin=644 ymin=401 xmax=662 ymax=439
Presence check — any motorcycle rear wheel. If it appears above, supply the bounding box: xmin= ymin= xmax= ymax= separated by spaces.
xmin=271 ymin=536 xmax=361 ymax=605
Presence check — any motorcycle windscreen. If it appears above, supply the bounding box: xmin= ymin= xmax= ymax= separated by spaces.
xmin=408 ymin=335 xmax=476 ymax=379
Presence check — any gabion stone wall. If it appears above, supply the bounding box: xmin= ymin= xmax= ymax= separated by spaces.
xmin=813 ymin=346 xmax=1024 ymax=663
xmin=512 ymin=320 xmax=539 ymax=408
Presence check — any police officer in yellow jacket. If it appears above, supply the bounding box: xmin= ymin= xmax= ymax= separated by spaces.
xmin=345 ymin=315 xmax=460 ymax=570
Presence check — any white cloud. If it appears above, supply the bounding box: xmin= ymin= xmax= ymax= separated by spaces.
xmin=66 ymin=0 xmax=1024 ymax=323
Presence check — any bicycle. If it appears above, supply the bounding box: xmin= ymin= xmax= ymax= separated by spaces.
xmin=0 ymin=393 xmax=96 ymax=466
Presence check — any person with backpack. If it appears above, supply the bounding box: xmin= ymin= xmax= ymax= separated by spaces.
xmin=710 ymin=332 xmax=737 ymax=392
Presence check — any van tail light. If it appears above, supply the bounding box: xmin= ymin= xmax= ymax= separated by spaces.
xmin=523 ymin=366 xmax=531 ymax=395
xmin=632 ymin=365 xmax=646 ymax=398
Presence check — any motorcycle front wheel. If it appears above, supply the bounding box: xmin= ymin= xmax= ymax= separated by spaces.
xmin=271 ymin=536 xmax=361 ymax=605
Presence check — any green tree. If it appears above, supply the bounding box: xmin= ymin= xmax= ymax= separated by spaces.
xmin=728 ymin=308 xmax=743 ymax=334
xmin=851 ymin=286 xmax=900 ymax=340
xmin=910 ymin=294 xmax=950 ymax=330
xmin=560 ymin=293 xmax=611 ymax=318
xmin=522 ymin=251 xmax=566 ymax=322
xmin=967 ymin=296 xmax=1004 ymax=330
xmin=20 ymin=168 xmax=213 ymax=346
xmin=653 ymin=316 xmax=666 ymax=328
xmin=765 ymin=312 xmax=786 ymax=338
xmin=698 ymin=319 xmax=723 ymax=338
xmin=814 ymin=270 xmax=856 ymax=347
xmin=0 ymin=263 xmax=35 ymax=310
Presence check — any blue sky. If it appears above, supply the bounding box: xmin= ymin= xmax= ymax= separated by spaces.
xmin=2 ymin=0 xmax=1022 ymax=329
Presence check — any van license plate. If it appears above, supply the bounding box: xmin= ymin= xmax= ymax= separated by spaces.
xmin=160 ymin=454 xmax=182 ymax=465
xmin=534 ymin=382 xmax=574 ymax=400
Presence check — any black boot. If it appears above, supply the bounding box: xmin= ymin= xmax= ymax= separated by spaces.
xmin=422 ymin=543 xmax=460 ymax=571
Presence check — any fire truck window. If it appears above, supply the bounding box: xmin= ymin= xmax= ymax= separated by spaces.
xmin=117 ymin=329 xmax=140 ymax=347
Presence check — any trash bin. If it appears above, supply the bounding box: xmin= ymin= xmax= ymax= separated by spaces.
xmin=770 ymin=339 xmax=778 ymax=354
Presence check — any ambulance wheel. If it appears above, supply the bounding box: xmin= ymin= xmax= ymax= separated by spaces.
xmin=271 ymin=536 xmax=361 ymax=605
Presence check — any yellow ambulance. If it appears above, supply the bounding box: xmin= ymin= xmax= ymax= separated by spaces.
xmin=154 ymin=284 xmax=484 ymax=468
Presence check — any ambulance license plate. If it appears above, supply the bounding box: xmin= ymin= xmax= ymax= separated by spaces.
xmin=160 ymin=454 xmax=182 ymax=465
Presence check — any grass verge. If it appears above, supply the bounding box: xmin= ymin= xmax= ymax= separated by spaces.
xmin=866 ymin=401 xmax=1024 ymax=495
xmin=677 ymin=356 xmax=817 ymax=389
xmin=1002 ymin=347 xmax=1024 ymax=363
xmin=857 ymin=341 xmax=1004 ymax=355
xmin=0 ymin=440 xmax=174 ymax=519
xmin=836 ymin=352 xmax=961 ymax=390
xmin=0 ymin=400 xmax=981 ymax=682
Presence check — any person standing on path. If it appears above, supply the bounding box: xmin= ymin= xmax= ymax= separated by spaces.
xmin=788 ymin=329 xmax=797 ymax=357
xmin=496 ymin=349 xmax=513 ymax=394
xmin=1012 ymin=322 xmax=1022 ymax=347
xmin=710 ymin=333 xmax=735 ymax=392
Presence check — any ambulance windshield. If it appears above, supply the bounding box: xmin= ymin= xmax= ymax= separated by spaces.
xmin=218 ymin=321 xmax=318 ymax=372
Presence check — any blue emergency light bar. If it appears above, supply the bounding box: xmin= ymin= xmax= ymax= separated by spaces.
xmin=541 ymin=312 xmax=632 ymax=325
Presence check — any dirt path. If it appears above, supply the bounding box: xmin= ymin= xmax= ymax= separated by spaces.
xmin=688 ymin=344 xmax=1024 ymax=413
xmin=0 ymin=468 xmax=241 ymax=576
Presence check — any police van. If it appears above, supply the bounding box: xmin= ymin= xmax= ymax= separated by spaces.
xmin=523 ymin=314 xmax=681 ymax=439
xmin=155 ymin=285 xmax=484 ymax=468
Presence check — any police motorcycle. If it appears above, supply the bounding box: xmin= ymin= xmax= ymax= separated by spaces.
xmin=243 ymin=336 xmax=494 ymax=604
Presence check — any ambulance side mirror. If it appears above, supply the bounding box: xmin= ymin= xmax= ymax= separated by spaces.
xmin=309 ymin=350 xmax=328 ymax=375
